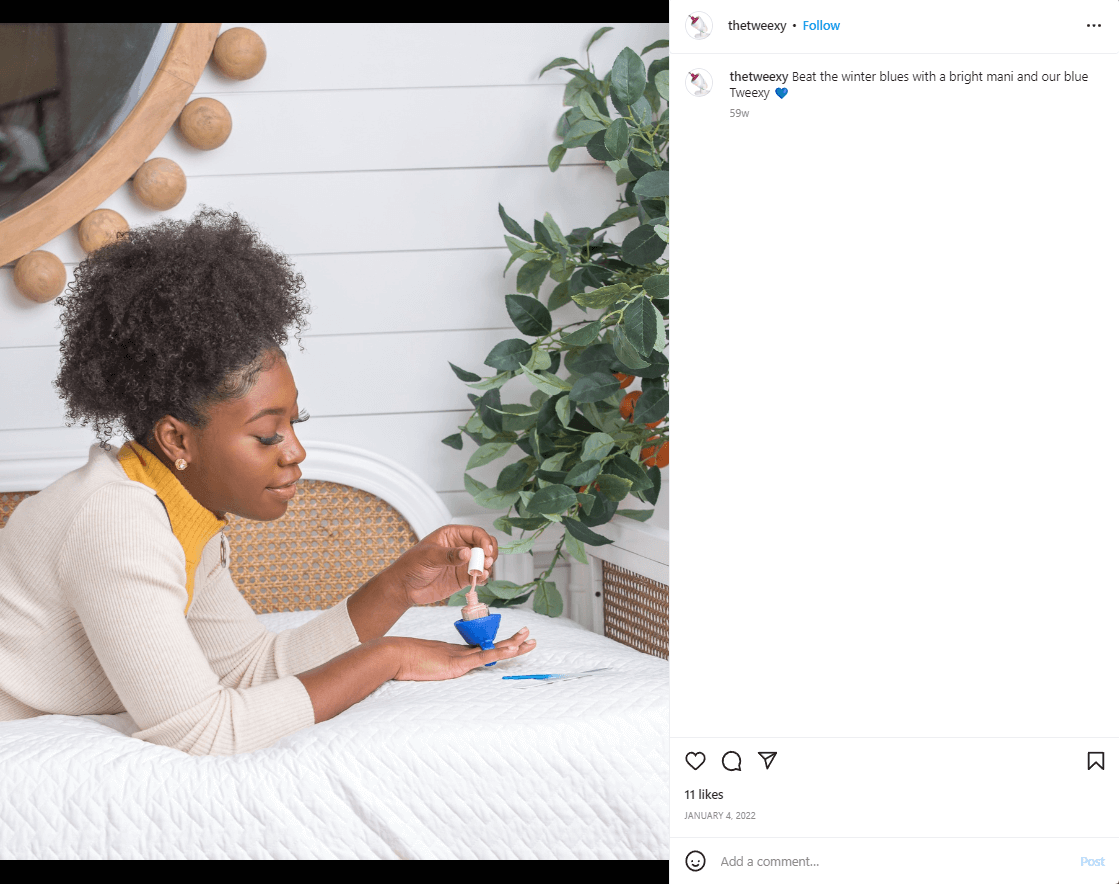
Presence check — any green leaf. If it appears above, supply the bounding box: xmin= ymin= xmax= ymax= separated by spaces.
xmin=508 ymin=515 xmax=549 ymax=530
xmin=496 ymin=460 xmax=533 ymax=493
xmin=653 ymin=308 xmax=667 ymax=353
xmin=555 ymin=394 xmax=573 ymax=427
xmin=632 ymin=388 xmax=668 ymax=425
xmin=585 ymin=130 xmax=612 ymax=162
xmin=486 ymin=579 xmax=531 ymax=599
xmin=603 ymin=207 xmax=639 ymax=229
xmin=526 ymin=484 xmax=578 ymax=515
xmin=588 ymin=25 xmax=614 ymax=51
xmin=623 ymin=297 xmax=659 ymax=358
xmin=605 ymin=118 xmax=629 ymax=160
xmin=654 ymin=225 xmax=669 ymax=243
xmin=498 ymin=204 xmax=531 ymax=241
xmin=505 ymin=294 xmax=552 ymax=336
xmin=476 ymin=485 xmax=522 ymax=510
xmin=615 ymin=167 xmax=637 ymax=186
xmin=499 ymin=536 xmax=537 ymax=555
xmin=634 ymin=170 xmax=669 ymax=200
xmin=618 ymin=508 xmax=655 ymax=522
xmin=572 ymin=282 xmax=631 ymax=310
xmin=547 ymin=144 xmax=566 ymax=172
xmin=581 ymin=431 xmax=615 ymax=461
xmin=561 ymin=320 xmax=602 ymax=347
xmin=533 ymin=580 xmax=563 ymax=616
xmin=449 ymin=362 xmax=481 ymax=383
xmin=467 ymin=371 xmax=512 ymax=391
xmin=441 ymin=433 xmax=463 ymax=450
xmin=613 ymin=331 xmax=650 ymax=370
xmin=645 ymin=465 xmax=661 ymax=505
xmin=564 ymin=529 xmax=589 ymax=564
xmin=621 ymin=225 xmax=668 ymax=265
xmin=655 ymin=69 xmax=670 ymax=102
xmin=517 ymin=259 xmax=551 ymax=294
xmin=627 ymin=347 xmax=668 ymax=379
xmin=605 ymin=452 xmax=653 ymax=491
xmin=610 ymin=47 xmax=646 ymax=106
xmin=564 ymin=459 xmax=602 ymax=487
xmin=540 ymin=56 xmax=578 ymax=76
xmin=490 ymin=592 xmax=534 ymax=609
xmin=504 ymin=234 xmax=535 ymax=257
xmin=535 ymin=393 xmax=563 ymax=436
xmin=643 ymin=275 xmax=668 ymax=299
xmin=578 ymin=90 xmax=611 ymax=125
xmin=542 ymin=213 xmax=568 ymax=251
xmin=466 ymin=441 xmax=513 ymax=470
xmin=464 ymin=472 xmax=488 ymax=498
xmin=539 ymin=451 xmax=569 ymax=473
xmin=562 ymin=516 xmax=613 ymax=546
xmin=562 ymin=118 xmax=607 ymax=148
xmin=570 ymin=372 xmax=622 ymax=404
xmin=594 ymin=473 xmax=633 ymax=501
xmin=494 ymin=516 xmax=513 ymax=535
xmin=642 ymin=38 xmax=669 ymax=55
xmin=628 ymin=150 xmax=656 ymax=178
xmin=571 ymin=342 xmax=616 ymax=376
xmin=484 ymin=339 xmax=533 ymax=372
xmin=547 ymin=281 xmax=572 ymax=311
xmin=578 ymin=489 xmax=618 ymax=527
xmin=476 ymin=388 xmax=504 ymax=434
xmin=524 ymin=370 xmax=571 ymax=397
xmin=525 ymin=348 xmax=552 ymax=372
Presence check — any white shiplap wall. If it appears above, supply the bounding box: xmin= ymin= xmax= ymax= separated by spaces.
xmin=0 ymin=23 xmax=670 ymax=583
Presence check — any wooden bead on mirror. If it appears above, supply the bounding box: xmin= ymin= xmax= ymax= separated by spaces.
xmin=179 ymin=97 xmax=232 ymax=150
xmin=212 ymin=27 xmax=266 ymax=80
xmin=13 ymin=250 xmax=67 ymax=303
xmin=132 ymin=158 xmax=187 ymax=210
xmin=78 ymin=209 xmax=129 ymax=253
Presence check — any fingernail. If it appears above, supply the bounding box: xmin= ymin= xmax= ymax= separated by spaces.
xmin=525 ymin=639 xmax=536 ymax=645
xmin=517 ymin=627 xmax=528 ymax=635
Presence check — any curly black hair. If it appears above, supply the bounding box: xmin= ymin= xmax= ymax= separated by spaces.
xmin=54 ymin=207 xmax=310 ymax=444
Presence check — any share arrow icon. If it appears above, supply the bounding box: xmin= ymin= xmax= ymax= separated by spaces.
xmin=758 ymin=752 xmax=777 ymax=770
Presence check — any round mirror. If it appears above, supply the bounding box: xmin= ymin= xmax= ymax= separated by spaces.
xmin=0 ymin=23 xmax=219 ymax=267
xmin=0 ymin=23 xmax=176 ymax=221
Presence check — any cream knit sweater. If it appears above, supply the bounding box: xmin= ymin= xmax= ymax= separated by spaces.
xmin=0 ymin=444 xmax=362 ymax=755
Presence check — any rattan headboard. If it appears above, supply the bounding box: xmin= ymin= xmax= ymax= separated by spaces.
xmin=226 ymin=479 xmax=422 ymax=613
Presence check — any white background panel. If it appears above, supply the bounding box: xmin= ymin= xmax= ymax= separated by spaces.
xmin=154 ymin=86 xmax=591 ymax=175
xmin=0 ymin=249 xmax=594 ymax=348
xmin=193 ymin=23 xmax=668 ymax=93
xmin=28 ymin=164 xmax=623 ymax=265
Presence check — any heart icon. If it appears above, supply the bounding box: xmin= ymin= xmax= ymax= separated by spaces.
xmin=775 ymin=87 xmax=788 ymax=99
xmin=685 ymin=751 xmax=706 ymax=770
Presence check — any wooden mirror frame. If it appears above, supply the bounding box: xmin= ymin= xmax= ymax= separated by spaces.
xmin=0 ymin=23 xmax=221 ymax=267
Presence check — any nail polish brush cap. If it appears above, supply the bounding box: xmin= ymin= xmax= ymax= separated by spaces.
xmin=467 ymin=546 xmax=486 ymax=576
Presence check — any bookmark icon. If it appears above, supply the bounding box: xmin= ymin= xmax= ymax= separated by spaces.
xmin=758 ymin=751 xmax=777 ymax=770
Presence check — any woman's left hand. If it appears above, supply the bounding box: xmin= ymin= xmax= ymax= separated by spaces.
xmin=386 ymin=525 xmax=499 ymax=607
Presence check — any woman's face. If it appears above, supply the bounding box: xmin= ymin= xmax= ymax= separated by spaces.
xmin=175 ymin=352 xmax=307 ymax=521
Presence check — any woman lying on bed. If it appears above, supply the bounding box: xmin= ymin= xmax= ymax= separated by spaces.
xmin=0 ymin=209 xmax=536 ymax=754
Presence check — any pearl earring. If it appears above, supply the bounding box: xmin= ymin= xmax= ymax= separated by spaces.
xmin=175 ymin=459 xmax=187 ymax=471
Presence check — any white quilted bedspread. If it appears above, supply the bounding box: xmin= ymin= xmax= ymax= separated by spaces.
xmin=0 ymin=607 xmax=668 ymax=859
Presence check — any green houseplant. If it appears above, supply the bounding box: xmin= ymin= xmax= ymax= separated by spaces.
xmin=443 ymin=28 xmax=669 ymax=616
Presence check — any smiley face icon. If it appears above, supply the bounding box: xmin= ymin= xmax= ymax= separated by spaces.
xmin=685 ymin=850 xmax=706 ymax=871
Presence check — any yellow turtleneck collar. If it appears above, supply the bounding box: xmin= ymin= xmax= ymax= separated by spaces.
xmin=117 ymin=441 xmax=227 ymax=614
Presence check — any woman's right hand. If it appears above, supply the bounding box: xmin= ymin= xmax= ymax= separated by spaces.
xmin=385 ymin=628 xmax=537 ymax=681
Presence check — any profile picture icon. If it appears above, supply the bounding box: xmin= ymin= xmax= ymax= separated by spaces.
xmin=685 ymin=12 xmax=712 ymax=40
xmin=686 ymin=69 xmax=712 ymax=97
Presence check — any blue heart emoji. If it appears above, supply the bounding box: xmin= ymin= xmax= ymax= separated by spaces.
xmin=775 ymin=87 xmax=788 ymax=99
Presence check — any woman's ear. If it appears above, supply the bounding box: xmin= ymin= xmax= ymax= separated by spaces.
xmin=149 ymin=415 xmax=193 ymax=467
